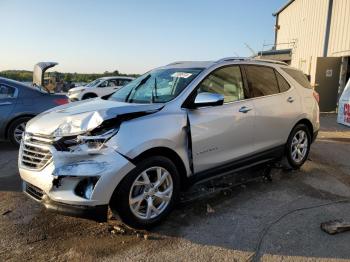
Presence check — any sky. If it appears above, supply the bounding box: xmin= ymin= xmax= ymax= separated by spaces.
xmin=0 ymin=0 xmax=286 ymax=74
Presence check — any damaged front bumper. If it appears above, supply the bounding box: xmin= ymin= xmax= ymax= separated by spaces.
xmin=24 ymin=182 xmax=108 ymax=222
xmin=19 ymin=135 xmax=136 ymax=222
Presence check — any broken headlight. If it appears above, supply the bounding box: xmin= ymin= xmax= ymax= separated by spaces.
xmin=77 ymin=128 xmax=118 ymax=151
xmin=54 ymin=124 xmax=119 ymax=152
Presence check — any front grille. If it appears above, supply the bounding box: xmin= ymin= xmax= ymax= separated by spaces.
xmin=20 ymin=134 xmax=53 ymax=170
xmin=25 ymin=183 xmax=44 ymax=200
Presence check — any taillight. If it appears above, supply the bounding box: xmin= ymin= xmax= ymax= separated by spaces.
xmin=313 ymin=91 xmax=320 ymax=104
xmin=53 ymin=98 xmax=68 ymax=105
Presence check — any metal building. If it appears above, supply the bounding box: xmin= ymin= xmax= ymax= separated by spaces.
xmin=272 ymin=0 xmax=350 ymax=111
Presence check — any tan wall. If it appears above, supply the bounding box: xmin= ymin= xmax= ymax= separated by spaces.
xmin=328 ymin=0 xmax=350 ymax=57
xmin=276 ymin=0 xmax=329 ymax=84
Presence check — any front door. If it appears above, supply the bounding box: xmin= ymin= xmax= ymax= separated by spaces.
xmin=188 ymin=65 xmax=254 ymax=173
xmin=98 ymin=79 xmax=120 ymax=97
xmin=315 ymin=57 xmax=341 ymax=112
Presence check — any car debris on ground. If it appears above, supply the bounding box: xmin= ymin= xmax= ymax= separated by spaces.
xmin=321 ymin=219 xmax=350 ymax=235
xmin=1 ymin=210 xmax=12 ymax=216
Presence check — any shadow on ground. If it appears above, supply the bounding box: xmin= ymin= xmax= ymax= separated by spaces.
xmin=1 ymin=115 xmax=350 ymax=261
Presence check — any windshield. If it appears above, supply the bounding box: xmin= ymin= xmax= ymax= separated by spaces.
xmin=109 ymin=68 xmax=202 ymax=104
xmin=86 ymin=79 xmax=104 ymax=87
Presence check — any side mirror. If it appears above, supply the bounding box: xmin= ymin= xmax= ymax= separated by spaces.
xmin=193 ymin=92 xmax=224 ymax=108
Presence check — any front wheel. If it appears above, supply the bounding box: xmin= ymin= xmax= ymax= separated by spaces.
xmin=110 ymin=156 xmax=180 ymax=229
xmin=285 ymin=124 xmax=311 ymax=169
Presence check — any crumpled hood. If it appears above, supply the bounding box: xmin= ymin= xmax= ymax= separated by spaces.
xmin=26 ymin=98 xmax=163 ymax=136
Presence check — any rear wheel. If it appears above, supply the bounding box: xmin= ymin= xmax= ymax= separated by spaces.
xmin=110 ymin=156 xmax=180 ymax=229
xmin=8 ymin=117 xmax=31 ymax=146
xmin=285 ymin=124 xmax=311 ymax=169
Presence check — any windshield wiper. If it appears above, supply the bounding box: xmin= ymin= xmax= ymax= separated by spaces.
xmin=125 ymin=74 xmax=151 ymax=103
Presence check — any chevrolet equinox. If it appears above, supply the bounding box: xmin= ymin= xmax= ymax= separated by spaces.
xmin=19 ymin=58 xmax=320 ymax=228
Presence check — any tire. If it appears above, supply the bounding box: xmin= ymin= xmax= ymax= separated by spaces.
xmin=82 ymin=93 xmax=97 ymax=100
xmin=8 ymin=117 xmax=31 ymax=146
xmin=110 ymin=156 xmax=180 ymax=229
xmin=285 ymin=124 xmax=311 ymax=169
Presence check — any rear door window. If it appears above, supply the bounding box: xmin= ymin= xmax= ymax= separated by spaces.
xmin=118 ymin=79 xmax=132 ymax=86
xmin=282 ymin=68 xmax=312 ymax=89
xmin=108 ymin=79 xmax=118 ymax=86
xmin=244 ymin=66 xmax=279 ymax=98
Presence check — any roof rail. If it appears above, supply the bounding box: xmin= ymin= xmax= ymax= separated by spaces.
xmin=215 ymin=57 xmax=248 ymax=63
xmin=166 ymin=61 xmax=188 ymax=66
xmin=252 ymin=58 xmax=288 ymax=66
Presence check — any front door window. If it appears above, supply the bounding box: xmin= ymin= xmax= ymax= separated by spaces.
xmin=197 ymin=66 xmax=245 ymax=103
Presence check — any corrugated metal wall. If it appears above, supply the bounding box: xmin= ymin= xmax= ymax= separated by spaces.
xmin=276 ymin=0 xmax=329 ymax=84
xmin=328 ymin=0 xmax=350 ymax=57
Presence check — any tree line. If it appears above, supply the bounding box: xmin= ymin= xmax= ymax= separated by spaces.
xmin=0 ymin=70 xmax=139 ymax=83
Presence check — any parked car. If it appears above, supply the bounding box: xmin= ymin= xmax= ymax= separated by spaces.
xmin=0 ymin=77 xmax=68 ymax=146
xmin=337 ymin=77 xmax=350 ymax=127
xmin=67 ymin=76 xmax=134 ymax=101
xmin=19 ymin=58 xmax=320 ymax=228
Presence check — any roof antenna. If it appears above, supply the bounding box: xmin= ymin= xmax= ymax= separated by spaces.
xmin=244 ymin=43 xmax=257 ymax=57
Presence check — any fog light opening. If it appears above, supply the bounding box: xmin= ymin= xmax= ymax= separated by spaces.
xmin=75 ymin=177 xmax=99 ymax=199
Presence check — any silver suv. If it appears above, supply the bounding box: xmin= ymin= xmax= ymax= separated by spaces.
xmin=19 ymin=58 xmax=320 ymax=228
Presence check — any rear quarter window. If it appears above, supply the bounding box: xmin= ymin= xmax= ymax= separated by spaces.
xmin=282 ymin=68 xmax=312 ymax=89
xmin=275 ymin=71 xmax=290 ymax=92
xmin=0 ymin=84 xmax=16 ymax=99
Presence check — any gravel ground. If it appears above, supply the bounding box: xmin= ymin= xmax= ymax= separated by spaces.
xmin=0 ymin=114 xmax=350 ymax=262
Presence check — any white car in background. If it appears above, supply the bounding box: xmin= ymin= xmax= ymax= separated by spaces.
xmin=337 ymin=78 xmax=350 ymax=127
xmin=67 ymin=76 xmax=134 ymax=101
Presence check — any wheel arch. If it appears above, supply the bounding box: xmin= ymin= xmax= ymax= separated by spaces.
xmin=132 ymin=147 xmax=189 ymax=190
xmin=293 ymin=118 xmax=314 ymax=138
xmin=82 ymin=92 xmax=98 ymax=99
xmin=5 ymin=114 xmax=35 ymax=139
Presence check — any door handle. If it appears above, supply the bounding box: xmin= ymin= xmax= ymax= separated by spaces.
xmin=239 ymin=106 xmax=252 ymax=113
xmin=0 ymin=102 xmax=12 ymax=106
xmin=287 ymin=97 xmax=294 ymax=103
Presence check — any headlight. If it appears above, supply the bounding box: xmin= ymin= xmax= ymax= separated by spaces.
xmin=77 ymin=128 xmax=119 ymax=151
xmin=53 ymin=112 xmax=105 ymax=137
xmin=54 ymin=127 xmax=119 ymax=152
xmin=69 ymin=89 xmax=85 ymax=95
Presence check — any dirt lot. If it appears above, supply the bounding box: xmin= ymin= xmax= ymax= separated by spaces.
xmin=1 ymin=114 xmax=350 ymax=262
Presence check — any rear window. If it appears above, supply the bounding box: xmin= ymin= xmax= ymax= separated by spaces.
xmin=282 ymin=68 xmax=312 ymax=89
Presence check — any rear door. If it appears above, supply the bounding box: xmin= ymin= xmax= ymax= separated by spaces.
xmin=188 ymin=65 xmax=255 ymax=173
xmin=0 ymin=84 xmax=17 ymax=132
xmin=95 ymin=80 xmax=113 ymax=96
xmin=243 ymin=65 xmax=299 ymax=152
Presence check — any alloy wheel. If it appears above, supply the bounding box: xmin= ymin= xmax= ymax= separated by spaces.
xmin=291 ymin=130 xmax=308 ymax=163
xmin=13 ymin=122 xmax=26 ymax=144
xmin=129 ymin=166 xmax=173 ymax=220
